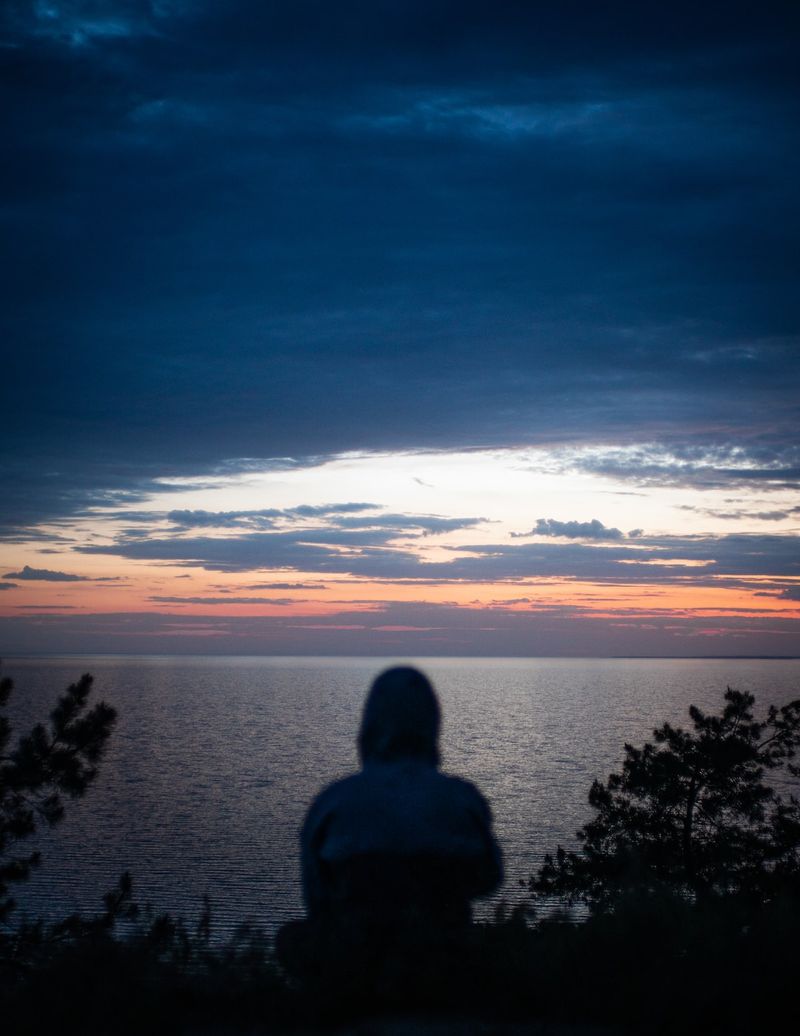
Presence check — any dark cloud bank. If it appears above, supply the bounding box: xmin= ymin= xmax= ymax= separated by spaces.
xmin=1 ymin=1 xmax=798 ymax=533
xmin=1 ymin=603 xmax=795 ymax=659
xmin=73 ymin=519 xmax=800 ymax=586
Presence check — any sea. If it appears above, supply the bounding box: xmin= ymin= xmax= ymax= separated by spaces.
xmin=3 ymin=655 xmax=799 ymax=938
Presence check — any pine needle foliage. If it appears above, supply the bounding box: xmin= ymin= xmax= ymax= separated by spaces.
xmin=0 ymin=666 xmax=116 ymax=923
xmin=532 ymin=688 xmax=800 ymax=909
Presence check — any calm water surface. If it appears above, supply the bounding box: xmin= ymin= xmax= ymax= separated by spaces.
xmin=4 ymin=656 xmax=800 ymax=936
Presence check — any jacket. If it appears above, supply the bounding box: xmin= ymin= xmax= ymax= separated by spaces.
xmin=299 ymin=667 xmax=503 ymax=924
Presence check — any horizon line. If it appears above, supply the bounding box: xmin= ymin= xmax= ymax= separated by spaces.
xmin=2 ymin=652 xmax=798 ymax=661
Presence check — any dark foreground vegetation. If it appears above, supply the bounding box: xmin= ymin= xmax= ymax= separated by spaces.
xmin=1 ymin=667 xmax=798 ymax=1035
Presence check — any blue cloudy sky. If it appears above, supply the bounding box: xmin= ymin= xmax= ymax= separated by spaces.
xmin=1 ymin=1 xmax=798 ymax=655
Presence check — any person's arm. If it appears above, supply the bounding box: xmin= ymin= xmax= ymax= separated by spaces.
xmin=465 ymin=786 xmax=504 ymax=897
xmin=300 ymin=796 xmax=332 ymax=918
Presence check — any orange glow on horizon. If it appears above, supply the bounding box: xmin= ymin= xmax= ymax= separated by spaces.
xmin=2 ymin=568 xmax=798 ymax=624
xmin=2 ymin=448 xmax=798 ymax=652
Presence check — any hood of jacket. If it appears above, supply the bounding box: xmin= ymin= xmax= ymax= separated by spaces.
xmin=357 ymin=666 xmax=440 ymax=766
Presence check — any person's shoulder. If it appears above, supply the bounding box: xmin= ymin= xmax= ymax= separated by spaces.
xmin=301 ymin=771 xmax=361 ymax=831
xmin=438 ymin=770 xmax=482 ymax=793
xmin=438 ymin=771 xmax=492 ymax=811
xmin=311 ymin=770 xmax=363 ymax=805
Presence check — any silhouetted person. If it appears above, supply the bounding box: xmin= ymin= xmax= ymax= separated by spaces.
xmin=277 ymin=666 xmax=502 ymax=1007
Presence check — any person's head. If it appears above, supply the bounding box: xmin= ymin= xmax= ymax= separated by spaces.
xmin=358 ymin=666 xmax=441 ymax=767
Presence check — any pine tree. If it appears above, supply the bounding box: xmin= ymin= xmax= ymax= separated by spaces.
xmin=0 ymin=667 xmax=116 ymax=922
xmin=533 ymin=689 xmax=800 ymax=909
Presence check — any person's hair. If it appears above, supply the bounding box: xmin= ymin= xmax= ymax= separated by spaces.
xmin=358 ymin=666 xmax=440 ymax=766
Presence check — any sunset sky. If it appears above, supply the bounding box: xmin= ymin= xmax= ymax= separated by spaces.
xmin=1 ymin=1 xmax=798 ymax=656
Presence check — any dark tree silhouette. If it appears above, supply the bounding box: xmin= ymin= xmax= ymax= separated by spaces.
xmin=533 ymin=688 xmax=800 ymax=909
xmin=0 ymin=667 xmax=116 ymax=923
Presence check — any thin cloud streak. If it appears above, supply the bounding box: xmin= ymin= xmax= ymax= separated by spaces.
xmin=2 ymin=565 xmax=88 ymax=582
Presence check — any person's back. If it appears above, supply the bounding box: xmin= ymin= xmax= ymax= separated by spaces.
xmin=278 ymin=667 xmax=502 ymax=1001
